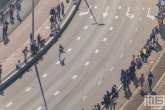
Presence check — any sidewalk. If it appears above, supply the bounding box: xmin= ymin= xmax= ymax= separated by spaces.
xmin=0 ymin=0 xmax=71 ymax=81
xmin=0 ymin=0 xmax=40 ymax=42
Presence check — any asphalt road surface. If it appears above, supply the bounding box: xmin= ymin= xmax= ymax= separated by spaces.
xmin=0 ymin=0 xmax=158 ymax=110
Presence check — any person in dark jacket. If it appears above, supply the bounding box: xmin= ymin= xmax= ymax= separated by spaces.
xmin=57 ymin=4 xmax=61 ymax=19
xmin=50 ymin=7 xmax=55 ymax=19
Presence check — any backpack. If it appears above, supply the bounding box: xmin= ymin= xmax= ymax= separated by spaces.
xmin=22 ymin=49 xmax=25 ymax=53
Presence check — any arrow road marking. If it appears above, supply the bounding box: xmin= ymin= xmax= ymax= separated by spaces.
xmin=126 ymin=7 xmax=134 ymax=19
xmin=147 ymin=8 xmax=155 ymax=20
xmin=79 ymin=5 xmax=92 ymax=17
xmin=103 ymin=6 xmax=109 ymax=18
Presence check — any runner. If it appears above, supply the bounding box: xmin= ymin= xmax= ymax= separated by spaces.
xmin=59 ymin=44 xmax=65 ymax=59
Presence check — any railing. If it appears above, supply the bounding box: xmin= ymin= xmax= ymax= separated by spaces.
xmin=0 ymin=0 xmax=23 ymax=25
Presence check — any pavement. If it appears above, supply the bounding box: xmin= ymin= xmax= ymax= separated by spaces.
xmin=0 ymin=0 xmax=69 ymax=80
xmin=0 ymin=0 xmax=40 ymax=42
xmin=0 ymin=0 xmax=161 ymax=109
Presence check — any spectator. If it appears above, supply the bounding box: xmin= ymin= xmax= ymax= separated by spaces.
xmin=16 ymin=60 xmax=22 ymax=70
xmin=148 ymin=71 xmax=154 ymax=91
xmin=37 ymin=34 xmax=42 ymax=49
xmin=121 ymin=72 xmax=127 ymax=90
xmin=10 ymin=2 xmax=14 ymax=9
xmin=120 ymin=68 xmax=124 ymax=84
xmin=129 ymin=65 xmax=135 ymax=80
xmin=16 ymin=2 xmax=21 ymax=18
xmin=126 ymin=71 xmax=130 ymax=88
xmin=30 ymin=33 xmax=33 ymax=43
xmin=61 ymin=2 xmax=65 ymax=17
xmin=57 ymin=4 xmax=61 ymax=20
xmin=9 ymin=6 xmax=14 ymax=21
xmin=22 ymin=47 xmax=29 ymax=62
xmin=94 ymin=104 xmax=99 ymax=110
xmin=106 ymin=91 xmax=111 ymax=97
xmin=55 ymin=7 xmax=58 ymax=20
xmin=0 ymin=65 xmax=2 ymax=78
xmin=111 ymin=86 xmax=116 ymax=94
xmin=101 ymin=95 xmax=111 ymax=105
xmin=96 ymin=103 xmax=101 ymax=110
xmin=114 ymin=84 xmax=118 ymax=94
xmin=50 ymin=7 xmax=55 ymax=18
xmin=2 ymin=22 xmax=7 ymax=37
xmin=132 ymin=55 xmax=136 ymax=62
xmin=50 ymin=16 xmax=55 ymax=25
xmin=139 ymin=50 xmax=144 ymax=61
xmin=5 ymin=20 xmax=9 ymax=34
xmin=139 ymin=74 xmax=145 ymax=91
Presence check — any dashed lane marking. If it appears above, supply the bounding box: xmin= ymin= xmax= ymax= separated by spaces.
xmin=36 ymin=106 xmax=42 ymax=110
xmin=84 ymin=26 xmax=88 ymax=29
xmin=95 ymin=50 xmax=99 ymax=53
xmin=6 ymin=102 xmax=13 ymax=107
xmin=103 ymin=38 xmax=107 ymax=41
xmin=115 ymin=16 xmax=118 ymax=19
xmin=72 ymin=75 xmax=78 ymax=79
xmin=95 ymin=6 xmax=97 ymax=9
xmin=110 ymin=67 xmax=114 ymax=71
xmin=56 ymin=61 xmax=60 ymax=64
xmin=135 ymin=28 xmax=137 ymax=31
xmin=54 ymin=91 xmax=60 ymax=96
xmin=85 ymin=62 xmax=89 ymax=66
xmin=109 ymin=27 xmax=113 ymax=30
xmin=42 ymin=74 xmax=48 ymax=78
xmin=82 ymin=96 xmax=87 ymax=100
xmin=118 ymin=6 xmax=121 ymax=9
xmin=17 ymin=48 xmax=20 ymax=51
xmin=90 ymin=16 xmax=93 ymax=18
xmin=140 ymin=18 xmax=142 ymax=21
xmin=45 ymin=26 xmax=50 ymax=29
xmin=67 ymin=48 xmax=72 ymax=52
xmin=120 ymin=54 xmax=123 ymax=58
xmin=25 ymin=87 xmax=31 ymax=92
xmin=143 ymin=7 xmax=144 ymax=10
xmin=129 ymin=40 xmax=132 ymax=43
xmin=77 ymin=37 xmax=81 ymax=40
xmin=97 ymin=81 xmax=102 ymax=85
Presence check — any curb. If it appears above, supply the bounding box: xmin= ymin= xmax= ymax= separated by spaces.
xmin=0 ymin=0 xmax=81 ymax=90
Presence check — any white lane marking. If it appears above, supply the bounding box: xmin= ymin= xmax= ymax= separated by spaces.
xmin=120 ymin=54 xmax=123 ymax=58
xmin=23 ymin=39 xmax=30 ymax=46
xmin=118 ymin=6 xmax=121 ymax=9
xmin=129 ymin=40 xmax=132 ymax=43
xmin=36 ymin=106 xmax=42 ymax=110
xmin=110 ymin=67 xmax=114 ymax=71
xmin=82 ymin=96 xmax=87 ymax=100
xmin=151 ymin=62 xmax=153 ymax=64
xmin=6 ymin=52 xmax=15 ymax=61
xmin=25 ymin=87 xmax=32 ymax=92
xmin=17 ymin=48 xmax=20 ymax=51
xmin=72 ymin=75 xmax=78 ymax=79
xmin=45 ymin=26 xmax=50 ymax=29
xmin=90 ymin=16 xmax=93 ymax=18
xmin=95 ymin=6 xmax=97 ymax=9
xmin=140 ymin=18 xmax=142 ymax=21
xmin=34 ymin=27 xmax=42 ymax=35
xmin=54 ymin=91 xmax=60 ymax=95
xmin=115 ymin=16 xmax=118 ymax=19
xmin=56 ymin=61 xmax=60 ymax=64
xmin=77 ymin=37 xmax=81 ymax=40
xmin=85 ymin=62 xmax=89 ymax=66
xmin=95 ymin=49 xmax=99 ymax=53
xmin=97 ymin=81 xmax=102 ymax=85
xmin=67 ymin=48 xmax=72 ymax=52
xmin=42 ymin=19 xmax=48 ymax=26
xmin=84 ymin=26 xmax=88 ymax=29
xmin=42 ymin=74 xmax=48 ymax=78
xmin=135 ymin=28 xmax=137 ymax=31
xmin=103 ymin=38 xmax=107 ymax=41
xmin=6 ymin=102 xmax=13 ymax=107
xmin=143 ymin=7 xmax=144 ymax=10
xmin=109 ymin=27 xmax=113 ymax=30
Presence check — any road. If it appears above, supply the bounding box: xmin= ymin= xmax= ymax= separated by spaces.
xmin=0 ymin=0 xmax=158 ymax=110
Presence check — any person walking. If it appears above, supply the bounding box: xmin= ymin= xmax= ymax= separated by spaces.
xmin=139 ymin=74 xmax=145 ymax=91
xmin=61 ymin=2 xmax=64 ymax=17
xmin=16 ymin=2 xmax=21 ymax=18
xmin=2 ymin=22 xmax=7 ymax=37
xmin=55 ymin=7 xmax=58 ymax=20
xmin=30 ymin=33 xmax=33 ymax=43
xmin=122 ymin=72 xmax=127 ymax=91
xmin=5 ymin=20 xmax=9 ymax=35
xmin=59 ymin=43 xmax=65 ymax=59
xmin=22 ymin=47 xmax=29 ymax=62
xmin=57 ymin=4 xmax=61 ymax=20
xmin=50 ymin=7 xmax=55 ymax=18
xmin=9 ymin=6 xmax=14 ymax=21
xmin=0 ymin=65 xmax=2 ymax=78
xmin=148 ymin=71 xmax=154 ymax=91
xmin=37 ymin=34 xmax=42 ymax=49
